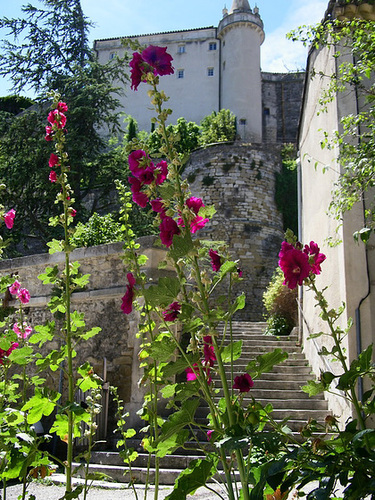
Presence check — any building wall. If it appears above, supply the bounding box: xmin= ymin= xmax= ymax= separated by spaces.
xmin=298 ymin=42 xmax=374 ymax=425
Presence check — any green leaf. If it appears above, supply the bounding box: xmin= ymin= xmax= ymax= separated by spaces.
xmin=229 ymin=293 xmax=246 ymax=314
xmin=156 ymin=430 xmax=190 ymax=458
xmin=160 ymin=399 xmax=200 ymax=444
xmin=168 ymin=232 xmax=195 ymax=261
xmin=143 ymin=276 xmax=181 ymax=307
xmin=21 ymin=391 xmax=59 ymax=424
xmin=165 ymin=457 xmax=218 ymax=499
xmin=221 ymin=340 xmax=243 ymax=363
xmin=8 ymin=346 xmax=33 ymax=365
xmin=302 ymin=379 xmax=325 ymax=396
xmin=80 ymin=326 xmax=101 ymax=340
xmin=246 ymin=348 xmax=288 ymax=379
xmin=47 ymin=239 xmax=64 ymax=254
xmin=148 ymin=336 xmax=176 ymax=362
xmin=38 ymin=265 xmax=59 ymax=284
xmin=162 ymin=355 xmax=198 ymax=378
xmin=28 ymin=322 xmax=55 ymax=346
xmin=219 ymin=260 xmax=238 ymax=278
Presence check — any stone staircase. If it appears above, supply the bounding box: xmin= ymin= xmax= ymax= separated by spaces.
xmin=74 ymin=321 xmax=330 ymax=485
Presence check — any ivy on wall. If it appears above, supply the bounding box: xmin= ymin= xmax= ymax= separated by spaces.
xmin=275 ymin=144 xmax=298 ymax=234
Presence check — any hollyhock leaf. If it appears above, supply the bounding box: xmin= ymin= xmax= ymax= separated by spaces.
xmin=229 ymin=293 xmax=246 ymax=315
xmin=162 ymin=355 xmax=199 ymax=378
xmin=158 ymin=182 xmax=176 ymax=201
xmin=47 ymin=239 xmax=64 ymax=255
xmin=28 ymin=323 xmax=55 ymax=346
xmin=161 ymin=398 xmax=200 ymax=441
xmin=21 ymin=390 xmax=59 ymax=424
xmin=156 ymin=430 xmax=190 ymax=459
xmin=148 ymin=337 xmax=176 ymax=362
xmin=161 ymin=384 xmax=177 ymax=399
xmin=221 ymin=340 xmax=243 ymax=363
xmin=302 ymin=380 xmax=325 ymax=396
xmin=168 ymin=232 xmax=195 ymax=261
xmin=8 ymin=345 xmax=33 ymax=365
xmin=198 ymin=204 xmax=216 ymax=219
xmin=164 ymin=457 xmax=217 ymax=499
xmin=246 ymin=349 xmax=288 ymax=379
xmin=143 ymin=276 xmax=180 ymax=307
xmin=0 ymin=337 xmax=11 ymax=351
xmin=81 ymin=327 xmax=102 ymax=341
xmin=219 ymin=260 xmax=238 ymax=277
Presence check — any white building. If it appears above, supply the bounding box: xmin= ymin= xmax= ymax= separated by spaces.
xmin=94 ymin=0 xmax=304 ymax=144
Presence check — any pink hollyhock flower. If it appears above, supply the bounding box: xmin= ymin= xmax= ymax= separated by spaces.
xmin=49 ymin=171 xmax=57 ymax=183
xmin=4 ymin=209 xmax=16 ymax=229
xmin=207 ymin=430 xmax=214 ymax=441
xmin=121 ymin=273 xmax=136 ymax=314
xmin=128 ymin=150 xmax=150 ymax=177
xmin=162 ymin=301 xmax=181 ymax=322
xmin=18 ymin=288 xmax=31 ymax=304
xmin=233 ymin=373 xmax=254 ymax=393
xmin=155 ymin=161 xmax=168 ymax=185
xmin=190 ymin=216 xmax=209 ymax=234
xmin=186 ymin=197 xmax=204 ymax=215
xmin=0 ymin=342 xmax=19 ymax=365
xmin=142 ymin=45 xmax=174 ymax=77
xmin=70 ymin=208 xmax=77 ymax=217
xmin=138 ymin=166 xmax=156 ymax=185
xmin=130 ymin=52 xmax=147 ymax=91
xmin=9 ymin=280 xmax=21 ymax=295
xmin=203 ymin=336 xmax=216 ymax=366
xmin=303 ymin=241 xmax=326 ymax=276
xmin=47 ymin=109 xmax=66 ymax=129
xmin=128 ymin=176 xmax=142 ymax=194
xmin=150 ymin=198 xmax=165 ymax=213
xmin=49 ymin=153 xmax=59 ymax=168
xmin=13 ymin=322 xmax=33 ymax=339
xmin=209 ymin=249 xmax=222 ymax=272
xmin=133 ymin=191 xmax=149 ymax=208
xmin=186 ymin=363 xmax=199 ymax=381
xmin=278 ymin=242 xmax=311 ymax=289
xmin=159 ymin=216 xmax=180 ymax=247
xmin=57 ymin=102 xmax=68 ymax=112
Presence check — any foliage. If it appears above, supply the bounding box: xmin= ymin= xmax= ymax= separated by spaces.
xmin=0 ymin=0 xmax=129 ymax=255
xmin=148 ymin=117 xmax=201 ymax=156
xmin=69 ymin=212 xmax=124 ymax=247
xmin=288 ymin=17 xmax=375 ymax=240
xmin=263 ymin=267 xmax=297 ymax=335
xmin=199 ymin=109 xmax=236 ymax=145
xmin=275 ymin=144 xmax=298 ymax=234
xmin=0 ymin=95 xmax=35 ymax=114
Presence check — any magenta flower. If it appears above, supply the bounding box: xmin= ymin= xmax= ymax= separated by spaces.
xmin=70 ymin=208 xmax=77 ymax=217
xmin=190 ymin=216 xmax=209 ymax=234
xmin=278 ymin=241 xmax=311 ymax=289
xmin=186 ymin=363 xmax=199 ymax=381
xmin=207 ymin=430 xmax=213 ymax=441
xmin=138 ymin=166 xmax=156 ymax=185
xmin=150 ymin=198 xmax=165 ymax=213
xmin=49 ymin=171 xmax=57 ymax=183
xmin=186 ymin=197 xmax=204 ymax=215
xmin=49 ymin=153 xmax=59 ymax=168
xmin=3 ymin=209 xmax=16 ymax=229
xmin=57 ymin=102 xmax=68 ymax=112
xmin=121 ymin=273 xmax=136 ymax=314
xmin=209 ymin=249 xmax=222 ymax=272
xmin=159 ymin=216 xmax=180 ymax=247
xmin=47 ymin=109 xmax=67 ymax=129
xmin=162 ymin=301 xmax=181 ymax=322
xmin=13 ymin=322 xmax=33 ymax=339
xmin=133 ymin=191 xmax=149 ymax=208
xmin=233 ymin=373 xmax=254 ymax=393
xmin=303 ymin=241 xmax=326 ymax=276
xmin=9 ymin=280 xmax=21 ymax=295
xmin=130 ymin=52 xmax=147 ymax=91
xmin=142 ymin=46 xmax=174 ymax=77
xmin=18 ymin=288 xmax=30 ymax=304
xmin=0 ymin=342 xmax=19 ymax=365
xmin=155 ymin=161 xmax=168 ymax=185
xmin=203 ymin=336 xmax=216 ymax=366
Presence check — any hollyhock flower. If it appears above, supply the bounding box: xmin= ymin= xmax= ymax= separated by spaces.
xmin=133 ymin=191 xmax=149 ymax=208
xmin=47 ymin=109 xmax=67 ymax=129
xmin=150 ymin=198 xmax=165 ymax=213
xmin=155 ymin=161 xmax=168 ymax=185
xmin=203 ymin=336 xmax=216 ymax=366
xmin=4 ymin=209 xmax=16 ymax=229
xmin=209 ymin=249 xmax=222 ymax=272
xmin=9 ymin=280 xmax=21 ymax=295
xmin=0 ymin=342 xmax=19 ymax=365
xmin=13 ymin=322 xmax=33 ymax=339
xmin=186 ymin=363 xmax=199 ymax=381
xmin=121 ymin=273 xmax=136 ymax=314
xmin=186 ymin=197 xmax=204 ymax=215
xmin=57 ymin=102 xmax=68 ymax=112
xmin=233 ymin=373 xmax=254 ymax=393
xmin=159 ymin=216 xmax=180 ymax=247
xmin=128 ymin=150 xmax=150 ymax=177
xmin=49 ymin=171 xmax=57 ymax=183
xmin=18 ymin=288 xmax=30 ymax=304
xmin=162 ymin=301 xmax=181 ymax=322
xmin=237 ymin=268 xmax=243 ymax=278
xmin=70 ymin=208 xmax=77 ymax=217
xmin=207 ymin=430 xmax=213 ymax=441
xmin=49 ymin=153 xmax=59 ymax=168
xmin=128 ymin=176 xmax=142 ymax=194
xmin=304 ymin=241 xmax=326 ymax=275
xmin=142 ymin=45 xmax=174 ymax=77
xmin=278 ymin=242 xmax=311 ymax=289
xmin=190 ymin=216 xmax=209 ymax=234
xmin=138 ymin=166 xmax=156 ymax=185
xmin=130 ymin=52 xmax=147 ymax=91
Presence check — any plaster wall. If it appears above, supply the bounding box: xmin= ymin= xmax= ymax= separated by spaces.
xmin=299 ymin=43 xmax=372 ymax=424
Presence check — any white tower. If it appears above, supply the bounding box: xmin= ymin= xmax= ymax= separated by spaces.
xmin=218 ymin=0 xmax=264 ymax=142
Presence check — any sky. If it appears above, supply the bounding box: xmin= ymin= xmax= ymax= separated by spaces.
xmin=0 ymin=0 xmax=328 ymax=97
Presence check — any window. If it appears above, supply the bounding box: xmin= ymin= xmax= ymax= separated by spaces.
xmin=264 ymin=108 xmax=270 ymax=116
xmin=223 ymin=61 xmax=226 ymax=71
xmin=207 ymin=67 xmax=214 ymax=77
xmin=239 ymin=118 xmax=247 ymax=125
xmin=109 ymin=52 xmax=116 ymax=60
xmin=177 ymin=45 xmax=185 ymax=54
xmin=177 ymin=69 xmax=184 ymax=79
xmin=209 ymin=42 xmax=217 ymax=51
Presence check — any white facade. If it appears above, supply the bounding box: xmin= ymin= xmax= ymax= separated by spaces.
xmin=94 ymin=0 xmax=264 ymax=142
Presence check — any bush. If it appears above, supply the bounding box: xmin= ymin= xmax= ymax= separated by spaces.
xmin=263 ymin=267 xmax=297 ymax=335
xmin=69 ymin=212 xmax=124 ymax=248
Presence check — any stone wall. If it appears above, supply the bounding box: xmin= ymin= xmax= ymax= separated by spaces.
xmin=184 ymin=143 xmax=284 ymax=320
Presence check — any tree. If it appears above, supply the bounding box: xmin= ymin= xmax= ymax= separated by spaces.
xmin=289 ymin=15 xmax=375 ymax=242
xmin=148 ymin=117 xmax=201 ymax=155
xmin=199 ymin=109 xmax=236 ymax=145
xmin=0 ymin=0 xmax=129 ymax=254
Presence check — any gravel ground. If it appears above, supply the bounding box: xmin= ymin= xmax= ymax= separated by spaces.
xmin=2 ymin=475 xmax=227 ymax=500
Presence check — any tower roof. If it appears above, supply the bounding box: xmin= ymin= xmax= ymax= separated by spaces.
xmin=229 ymin=0 xmax=252 ymax=14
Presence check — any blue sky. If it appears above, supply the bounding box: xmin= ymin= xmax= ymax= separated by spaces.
xmin=0 ymin=0 xmax=328 ymax=97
